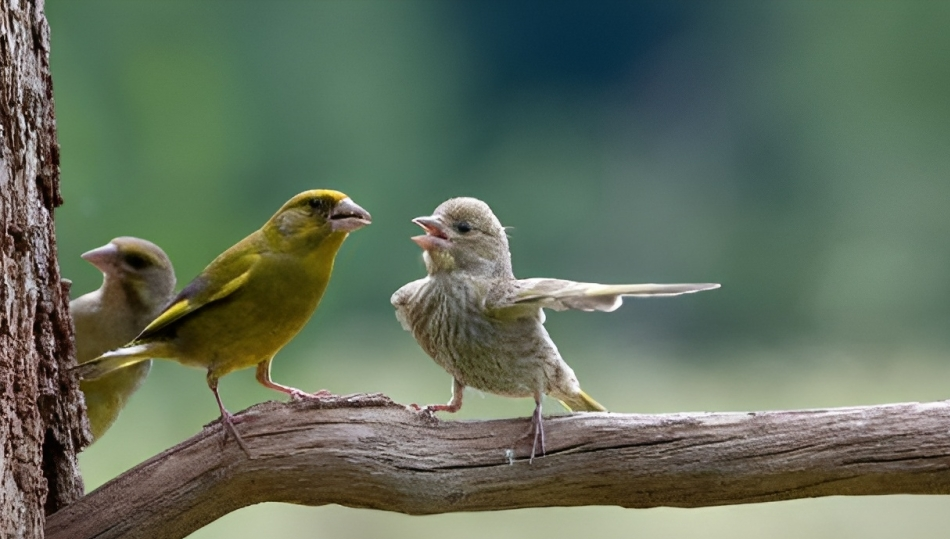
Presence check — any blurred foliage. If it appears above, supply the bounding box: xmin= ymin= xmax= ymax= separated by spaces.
xmin=45 ymin=1 xmax=950 ymax=538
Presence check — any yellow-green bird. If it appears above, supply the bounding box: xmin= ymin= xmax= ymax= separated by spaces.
xmin=75 ymin=190 xmax=371 ymax=455
xmin=391 ymin=197 xmax=719 ymax=461
xmin=71 ymin=237 xmax=176 ymax=442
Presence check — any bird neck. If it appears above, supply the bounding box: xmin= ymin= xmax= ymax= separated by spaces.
xmin=98 ymin=273 xmax=135 ymax=308
xmin=424 ymin=251 xmax=514 ymax=280
xmin=300 ymin=231 xmax=349 ymax=279
xmin=422 ymin=249 xmax=456 ymax=274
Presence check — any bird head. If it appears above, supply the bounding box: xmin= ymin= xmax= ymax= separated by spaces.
xmin=82 ymin=237 xmax=177 ymax=313
xmin=267 ymin=190 xmax=372 ymax=251
xmin=411 ymin=197 xmax=512 ymax=277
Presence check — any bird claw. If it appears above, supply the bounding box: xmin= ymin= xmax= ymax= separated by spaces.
xmin=289 ymin=389 xmax=335 ymax=401
xmin=520 ymin=407 xmax=545 ymax=463
xmin=408 ymin=403 xmax=442 ymax=420
xmin=219 ymin=411 xmax=252 ymax=458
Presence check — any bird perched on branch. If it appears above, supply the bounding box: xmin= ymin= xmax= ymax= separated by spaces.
xmin=75 ymin=190 xmax=372 ymax=456
xmin=71 ymin=237 xmax=176 ymax=442
xmin=391 ymin=197 xmax=719 ymax=461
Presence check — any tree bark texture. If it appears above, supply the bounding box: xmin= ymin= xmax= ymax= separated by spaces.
xmin=0 ymin=0 xmax=87 ymax=537
xmin=46 ymin=396 xmax=950 ymax=539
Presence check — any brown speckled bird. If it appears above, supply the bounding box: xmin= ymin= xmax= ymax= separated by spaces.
xmin=391 ymin=197 xmax=719 ymax=460
xmin=71 ymin=237 xmax=176 ymax=442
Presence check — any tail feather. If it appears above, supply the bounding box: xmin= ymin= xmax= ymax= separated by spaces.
xmin=557 ymin=389 xmax=607 ymax=412
xmin=74 ymin=344 xmax=155 ymax=380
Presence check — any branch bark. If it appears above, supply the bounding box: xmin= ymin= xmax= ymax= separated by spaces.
xmin=47 ymin=395 xmax=950 ymax=539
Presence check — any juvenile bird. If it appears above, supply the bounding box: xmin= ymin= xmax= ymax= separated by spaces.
xmin=391 ymin=197 xmax=719 ymax=461
xmin=76 ymin=190 xmax=371 ymax=455
xmin=71 ymin=237 xmax=176 ymax=442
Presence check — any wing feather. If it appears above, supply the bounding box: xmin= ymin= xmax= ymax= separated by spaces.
xmin=135 ymin=251 xmax=259 ymax=339
xmin=391 ymin=278 xmax=427 ymax=332
xmin=491 ymin=278 xmax=719 ymax=315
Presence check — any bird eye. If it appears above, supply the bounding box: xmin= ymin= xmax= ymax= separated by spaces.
xmin=456 ymin=221 xmax=472 ymax=234
xmin=124 ymin=254 xmax=148 ymax=270
xmin=308 ymin=198 xmax=323 ymax=210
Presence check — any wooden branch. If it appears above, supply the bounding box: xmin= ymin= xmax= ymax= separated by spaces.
xmin=46 ymin=395 xmax=950 ymax=539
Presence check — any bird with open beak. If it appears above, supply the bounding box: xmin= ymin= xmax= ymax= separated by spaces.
xmin=392 ymin=197 xmax=719 ymax=461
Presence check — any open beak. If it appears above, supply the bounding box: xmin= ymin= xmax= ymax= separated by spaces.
xmin=411 ymin=215 xmax=451 ymax=251
xmin=81 ymin=242 xmax=118 ymax=274
xmin=330 ymin=197 xmax=372 ymax=232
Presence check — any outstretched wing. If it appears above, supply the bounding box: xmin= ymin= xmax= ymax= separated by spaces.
xmin=135 ymin=248 xmax=260 ymax=340
xmin=492 ymin=278 xmax=719 ymax=315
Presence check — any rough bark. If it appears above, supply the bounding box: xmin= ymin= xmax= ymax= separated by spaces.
xmin=46 ymin=395 xmax=950 ymax=539
xmin=0 ymin=0 xmax=87 ymax=537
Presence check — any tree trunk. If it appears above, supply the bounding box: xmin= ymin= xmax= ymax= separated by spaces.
xmin=0 ymin=0 xmax=88 ymax=537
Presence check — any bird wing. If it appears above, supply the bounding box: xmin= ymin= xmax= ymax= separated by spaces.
xmin=492 ymin=279 xmax=720 ymax=314
xmin=391 ymin=278 xmax=427 ymax=331
xmin=135 ymin=251 xmax=259 ymax=340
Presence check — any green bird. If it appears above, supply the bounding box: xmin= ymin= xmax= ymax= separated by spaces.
xmin=76 ymin=190 xmax=371 ymax=455
xmin=392 ymin=197 xmax=719 ymax=461
xmin=71 ymin=237 xmax=176 ymax=442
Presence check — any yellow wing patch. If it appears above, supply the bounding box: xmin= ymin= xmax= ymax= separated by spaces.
xmin=136 ymin=263 xmax=254 ymax=339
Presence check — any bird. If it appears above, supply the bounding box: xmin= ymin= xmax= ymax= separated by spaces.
xmin=71 ymin=237 xmax=176 ymax=442
xmin=391 ymin=197 xmax=719 ymax=461
xmin=75 ymin=190 xmax=372 ymax=456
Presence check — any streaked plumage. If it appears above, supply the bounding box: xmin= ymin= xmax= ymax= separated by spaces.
xmin=75 ymin=190 xmax=371 ymax=456
xmin=71 ymin=237 xmax=176 ymax=442
xmin=392 ymin=197 xmax=719 ymax=460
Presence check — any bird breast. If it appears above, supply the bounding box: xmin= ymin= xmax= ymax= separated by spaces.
xmin=400 ymin=275 xmax=555 ymax=398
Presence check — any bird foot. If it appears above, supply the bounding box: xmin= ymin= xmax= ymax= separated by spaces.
xmin=219 ymin=411 xmax=252 ymax=458
xmin=518 ymin=408 xmax=545 ymax=463
xmin=407 ymin=403 xmax=460 ymax=421
xmin=289 ymin=388 xmax=336 ymax=401
xmin=411 ymin=403 xmax=459 ymax=416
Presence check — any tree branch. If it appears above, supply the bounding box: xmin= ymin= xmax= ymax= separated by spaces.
xmin=46 ymin=395 xmax=950 ymax=539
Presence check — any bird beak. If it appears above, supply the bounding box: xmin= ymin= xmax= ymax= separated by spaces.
xmin=329 ymin=198 xmax=372 ymax=232
xmin=81 ymin=242 xmax=118 ymax=274
xmin=411 ymin=215 xmax=451 ymax=251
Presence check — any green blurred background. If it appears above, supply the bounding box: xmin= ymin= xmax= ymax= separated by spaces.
xmin=47 ymin=1 xmax=950 ymax=537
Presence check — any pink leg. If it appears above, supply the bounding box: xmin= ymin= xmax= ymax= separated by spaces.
xmin=256 ymin=358 xmax=334 ymax=401
xmin=207 ymin=371 xmax=251 ymax=457
xmin=412 ymin=378 xmax=464 ymax=414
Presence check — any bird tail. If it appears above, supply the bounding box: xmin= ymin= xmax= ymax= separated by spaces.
xmin=73 ymin=344 xmax=155 ymax=381
xmin=557 ymin=390 xmax=607 ymax=412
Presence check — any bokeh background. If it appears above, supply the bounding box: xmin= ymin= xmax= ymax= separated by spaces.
xmin=47 ymin=1 xmax=950 ymax=538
